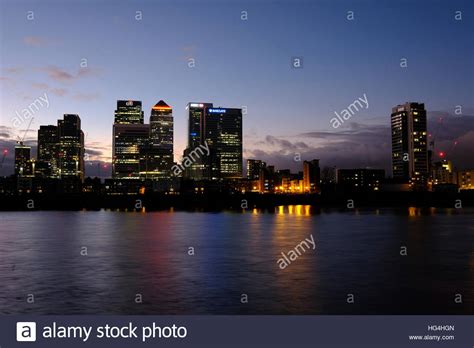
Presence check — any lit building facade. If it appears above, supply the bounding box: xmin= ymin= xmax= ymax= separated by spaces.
xmin=36 ymin=125 xmax=59 ymax=178
xmin=337 ymin=168 xmax=385 ymax=191
xmin=431 ymin=160 xmax=453 ymax=185
xmin=113 ymin=100 xmax=148 ymax=179
xmin=139 ymin=144 xmax=175 ymax=179
xmin=455 ymin=170 xmax=474 ymax=190
xmin=247 ymin=159 xmax=266 ymax=180
xmin=14 ymin=142 xmax=33 ymax=177
xmin=114 ymin=100 xmax=144 ymax=124
xmin=187 ymin=102 xmax=213 ymax=148
xmin=391 ymin=102 xmax=428 ymax=184
xmin=113 ymin=124 xmax=150 ymax=179
xmin=259 ymin=165 xmax=275 ymax=192
xmin=183 ymin=102 xmax=213 ymax=180
xmin=58 ymin=114 xmax=85 ymax=181
xmin=149 ymin=100 xmax=174 ymax=178
xmin=203 ymin=107 xmax=243 ymax=180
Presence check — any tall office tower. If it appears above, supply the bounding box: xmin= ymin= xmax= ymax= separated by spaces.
xmin=247 ymin=159 xmax=266 ymax=180
xmin=58 ymin=114 xmax=85 ymax=181
xmin=36 ymin=125 xmax=59 ymax=178
xmin=14 ymin=141 xmax=32 ymax=176
xmin=303 ymin=159 xmax=321 ymax=193
xmin=148 ymin=100 xmax=173 ymax=178
xmin=203 ymin=107 xmax=243 ymax=180
xmin=112 ymin=124 xmax=150 ymax=179
xmin=113 ymin=100 xmax=148 ymax=179
xmin=183 ymin=102 xmax=213 ymax=180
xmin=391 ymin=102 xmax=428 ymax=184
xmin=186 ymin=102 xmax=213 ymax=148
xmin=150 ymin=101 xmax=173 ymax=150
xmin=114 ymin=100 xmax=144 ymax=124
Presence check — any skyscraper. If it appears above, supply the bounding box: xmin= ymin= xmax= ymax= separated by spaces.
xmin=114 ymin=100 xmax=144 ymax=124
xmin=150 ymin=101 xmax=173 ymax=150
xmin=186 ymin=102 xmax=213 ymax=148
xmin=391 ymin=102 xmax=428 ymax=184
xmin=14 ymin=141 xmax=32 ymax=177
xmin=58 ymin=114 xmax=85 ymax=181
xmin=36 ymin=125 xmax=59 ymax=178
xmin=203 ymin=107 xmax=243 ymax=179
xmin=148 ymin=100 xmax=173 ymax=178
xmin=303 ymin=159 xmax=320 ymax=192
xmin=112 ymin=100 xmax=148 ymax=179
xmin=113 ymin=124 xmax=150 ymax=179
xmin=183 ymin=102 xmax=213 ymax=180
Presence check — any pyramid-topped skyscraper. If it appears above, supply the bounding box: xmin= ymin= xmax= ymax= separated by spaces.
xmin=143 ymin=100 xmax=174 ymax=179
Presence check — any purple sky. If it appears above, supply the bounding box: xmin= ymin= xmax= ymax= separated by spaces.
xmin=1 ymin=0 xmax=473 ymax=177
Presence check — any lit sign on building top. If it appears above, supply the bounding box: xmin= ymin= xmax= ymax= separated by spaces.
xmin=208 ymin=108 xmax=226 ymax=113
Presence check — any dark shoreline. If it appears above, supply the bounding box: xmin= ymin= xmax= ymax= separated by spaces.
xmin=0 ymin=191 xmax=472 ymax=211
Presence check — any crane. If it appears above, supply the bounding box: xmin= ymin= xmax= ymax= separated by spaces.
xmin=16 ymin=117 xmax=35 ymax=144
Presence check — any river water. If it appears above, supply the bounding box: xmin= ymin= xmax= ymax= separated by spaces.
xmin=0 ymin=207 xmax=472 ymax=314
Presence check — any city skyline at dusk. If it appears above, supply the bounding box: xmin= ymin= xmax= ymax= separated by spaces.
xmin=1 ymin=0 xmax=473 ymax=177
xmin=1 ymin=3 xmax=474 ymax=343
xmin=1 ymin=97 xmax=473 ymax=179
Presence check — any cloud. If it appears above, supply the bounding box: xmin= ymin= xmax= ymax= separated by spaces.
xmin=23 ymin=36 xmax=49 ymax=47
xmin=31 ymin=82 xmax=49 ymax=89
xmin=428 ymin=113 xmax=474 ymax=169
xmin=1 ymin=68 xmax=20 ymax=87
xmin=262 ymin=135 xmax=309 ymax=152
xmin=0 ymin=126 xmax=13 ymax=140
xmin=72 ymin=92 xmax=101 ymax=101
xmin=426 ymin=111 xmax=474 ymax=142
xmin=84 ymin=140 xmax=110 ymax=162
xmin=85 ymin=149 xmax=103 ymax=156
xmin=5 ymin=66 xmax=24 ymax=74
xmin=86 ymin=141 xmax=109 ymax=149
xmin=42 ymin=66 xmax=75 ymax=82
xmin=51 ymin=88 xmax=68 ymax=96
xmin=246 ymin=113 xmax=474 ymax=173
xmin=77 ymin=67 xmax=102 ymax=78
xmin=299 ymin=122 xmax=389 ymax=140
xmin=181 ymin=45 xmax=197 ymax=60
xmin=30 ymin=82 xmax=68 ymax=96
xmin=39 ymin=66 xmax=102 ymax=83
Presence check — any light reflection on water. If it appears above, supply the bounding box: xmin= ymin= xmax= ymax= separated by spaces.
xmin=0 ymin=207 xmax=472 ymax=314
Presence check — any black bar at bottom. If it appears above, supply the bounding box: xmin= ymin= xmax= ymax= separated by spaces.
xmin=2 ymin=315 xmax=472 ymax=347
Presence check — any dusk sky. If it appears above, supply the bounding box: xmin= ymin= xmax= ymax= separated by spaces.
xmin=1 ymin=0 xmax=473 ymax=176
